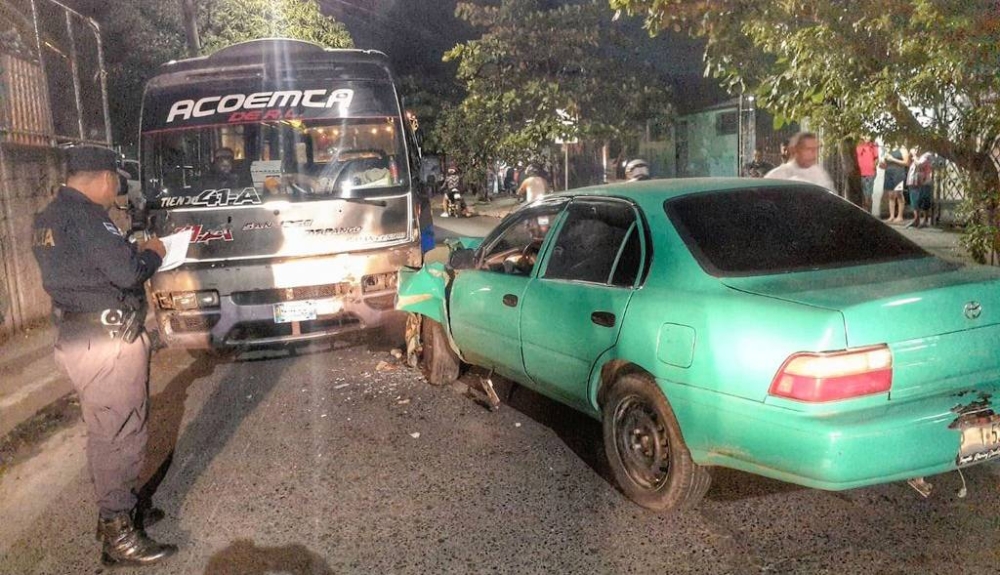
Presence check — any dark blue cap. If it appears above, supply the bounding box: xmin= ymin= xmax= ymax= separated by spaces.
xmin=65 ymin=145 xmax=128 ymax=177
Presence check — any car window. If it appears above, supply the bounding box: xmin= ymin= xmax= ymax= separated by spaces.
xmin=544 ymin=200 xmax=639 ymax=286
xmin=478 ymin=201 xmax=566 ymax=276
xmin=664 ymin=185 xmax=929 ymax=276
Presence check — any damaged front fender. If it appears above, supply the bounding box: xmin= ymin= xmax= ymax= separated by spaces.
xmin=396 ymin=262 xmax=465 ymax=366
xmin=396 ymin=262 xmax=451 ymax=325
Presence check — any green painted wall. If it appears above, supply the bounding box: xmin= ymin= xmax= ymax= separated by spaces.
xmin=676 ymin=108 xmax=739 ymax=177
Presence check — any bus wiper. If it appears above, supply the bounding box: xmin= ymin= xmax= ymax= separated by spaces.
xmin=288 ymin=182 xmax=388 ymax=207
xmin=338 ymin=197 xmax=388 ymax=207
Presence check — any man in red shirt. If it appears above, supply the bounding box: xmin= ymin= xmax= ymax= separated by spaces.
xmin=856 ymin=136 xmax=879 ymax=213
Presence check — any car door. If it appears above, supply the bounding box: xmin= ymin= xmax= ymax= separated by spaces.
xmin=449 ymin=199 xmax=568 ymax=383
xmin=520 ymin=198 xmax=647 ymax=409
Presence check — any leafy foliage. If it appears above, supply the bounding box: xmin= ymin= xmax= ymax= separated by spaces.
xmin=199 ymin=0 xmax=352 ymax=54
xmin=78 ymin=0 xmax=186 ymax=146
xmin=611 ymin=0 xmax=1000 ymax=260
xmin=398 ymin=75 xmax=463 ymax=157
xmin=75 ymin=0 xmax=351 ymax=147
xmin=437 ymin=0 xmax=672 ymax=182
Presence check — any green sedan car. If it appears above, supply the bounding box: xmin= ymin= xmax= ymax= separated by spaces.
xmin=396 ymin=178 xmax=1000 ymax=511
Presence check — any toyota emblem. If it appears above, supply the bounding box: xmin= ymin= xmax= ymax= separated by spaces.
xmin=964 ymin=301 xmax=982 ymax=320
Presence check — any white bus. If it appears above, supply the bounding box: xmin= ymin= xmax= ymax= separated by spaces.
xmin=137 ymin=39 xmax=431 ymax=350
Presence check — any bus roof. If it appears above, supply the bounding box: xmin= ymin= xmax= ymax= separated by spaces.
xmin=147 ymin=39 xmax=394 ymax=90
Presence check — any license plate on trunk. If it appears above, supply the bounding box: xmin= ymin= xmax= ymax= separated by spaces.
xmin=273 ymin=301 xmax=317 ymax=323
xmin=957 ymin=421 xmax=1000 ymax=466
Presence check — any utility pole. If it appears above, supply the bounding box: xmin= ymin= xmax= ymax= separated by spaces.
xmin=181 ymin=0 xmax=201 ymax=57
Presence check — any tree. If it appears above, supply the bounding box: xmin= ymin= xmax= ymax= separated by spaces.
xmin=438 ymin=0 xmax=672 ymax=186
xmin=398 ymin=75 xmax=462 ymax=157
xmin=198 ymin=0 xmax=352 ymax=54
xmin=609 ymin=0 xmax=1000 ymax=261
xmin=72 ymin=0 xmax=352 ymax=147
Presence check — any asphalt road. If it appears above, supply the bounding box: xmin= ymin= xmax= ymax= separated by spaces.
xmin=3 ymin=336 xmax=999 ymax=575
xmin=2 ymin=214 xmax=999 ymax=574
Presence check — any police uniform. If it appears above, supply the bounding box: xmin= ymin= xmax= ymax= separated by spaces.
xmin=31 ymin=145 xmax=175 ymax=566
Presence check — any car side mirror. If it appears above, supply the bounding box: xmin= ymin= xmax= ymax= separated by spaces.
xmin=448 ymin=247 xmax=476 ymax=270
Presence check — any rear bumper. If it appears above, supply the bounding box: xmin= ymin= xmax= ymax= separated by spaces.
xmin=667 ymin=379 xmax=1000 ymax=490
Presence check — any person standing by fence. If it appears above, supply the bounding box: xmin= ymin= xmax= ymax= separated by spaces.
xmin=856 ymin=136 xmax=879 ymax=213
xmin=906 ymin=146 xmax=935 ymax=228
xmin=881 ymin=144 xmax=910 ymax=224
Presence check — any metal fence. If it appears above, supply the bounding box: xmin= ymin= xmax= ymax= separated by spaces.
xmin=0 ymin=0 xmax=110 ymax=147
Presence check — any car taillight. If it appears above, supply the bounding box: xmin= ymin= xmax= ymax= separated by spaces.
xmin=769 ymin=345 xmax=892 ymax=402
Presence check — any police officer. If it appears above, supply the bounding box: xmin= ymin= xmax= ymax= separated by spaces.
xmin=31 ymin=145 xmax=175 ymax=567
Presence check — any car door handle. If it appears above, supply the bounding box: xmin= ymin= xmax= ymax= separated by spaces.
xmin=503 ymin=294 xmax=518 ymax=307
xmin=591 ymin=311 xmax=616 ymax=328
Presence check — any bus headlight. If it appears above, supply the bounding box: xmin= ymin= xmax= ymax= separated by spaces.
xmin=155 ymin=290 xmax=220 ymax=310
xmin=362 ymin=272 xmax=398 ymax=293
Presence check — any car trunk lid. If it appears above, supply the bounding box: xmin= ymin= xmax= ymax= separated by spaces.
xmin=723 ymin=258 xmax=1000 ymax=400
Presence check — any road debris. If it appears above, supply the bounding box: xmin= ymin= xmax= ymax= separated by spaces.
xmin=404 ymin=314 xmax=422 ymax=368
xmin=409 ymin=432 xmax=421 ymax=439
xmin=907 ymin=477 xmax=933 ymax=498
xmin=481 ymin=369 xmax=501 ymax=411
xmin=375 ymin=361 xmax=398 ymax=372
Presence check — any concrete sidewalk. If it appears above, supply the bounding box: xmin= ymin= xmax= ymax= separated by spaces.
xmin=0 ymin=323 xmax=67 ymax=439
xmin=895 ymin=223 xmax=968 ymax=263
xmin=0 ymin=216 xmax=974 ymax=443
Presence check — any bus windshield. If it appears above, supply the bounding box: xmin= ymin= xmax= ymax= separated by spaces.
xmin=143 ymin=116 xmax=409 ymax=207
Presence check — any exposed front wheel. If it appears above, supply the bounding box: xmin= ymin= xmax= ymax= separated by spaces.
xmin=420 ymin=317 xmax=461 ymax=386
xmin=602 ymin=372 xmax=711 ymax=511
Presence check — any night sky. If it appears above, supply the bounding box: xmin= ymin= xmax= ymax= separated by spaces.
xmin=320 ymin=0 xmax=709 ymax=88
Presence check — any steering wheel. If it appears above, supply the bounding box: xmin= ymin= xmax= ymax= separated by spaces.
xmin=481 ymin=246 xmax=523 ymax=271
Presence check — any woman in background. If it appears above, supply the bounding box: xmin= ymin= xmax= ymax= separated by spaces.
xmin=881 ymin=145 xmax=910 ymax=224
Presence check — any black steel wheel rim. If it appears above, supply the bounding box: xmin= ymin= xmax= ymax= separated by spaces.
xmin=613 ymin=394 xmax=670 ymax=490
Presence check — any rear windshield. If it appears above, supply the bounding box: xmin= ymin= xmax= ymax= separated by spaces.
xmin=664 ymin=186 xmax=929 ymax=276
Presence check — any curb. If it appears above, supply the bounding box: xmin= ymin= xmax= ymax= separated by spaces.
xmin=0 ymin=322 xmax=70 ymax=440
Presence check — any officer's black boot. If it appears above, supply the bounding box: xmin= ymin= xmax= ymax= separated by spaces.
xmin=133 ymin=493 xmax=166 ymax=530
xmin=94 ymin=505 xmax=165 ymax=540
xmin=98 ymin=512 xmax=177 ymax=567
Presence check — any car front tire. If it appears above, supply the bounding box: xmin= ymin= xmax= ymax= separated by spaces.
xmin=420 ymin=317 xmax=461 ymax=386
xmin=602 ymin=372 xmax=711 ymax=511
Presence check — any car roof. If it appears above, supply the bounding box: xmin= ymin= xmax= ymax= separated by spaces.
xmin=551 ymin=177 xmax=813 ymax=206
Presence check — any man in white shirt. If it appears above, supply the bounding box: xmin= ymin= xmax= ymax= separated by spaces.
xmin=764 ymin=131 xmax=836 ymax=192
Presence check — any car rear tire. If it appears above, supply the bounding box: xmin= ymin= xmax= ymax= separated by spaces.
xmin=420 ymin=317 xmax=461 ymax=386
xmin=602 ymin=372 xmax=711 ymax=511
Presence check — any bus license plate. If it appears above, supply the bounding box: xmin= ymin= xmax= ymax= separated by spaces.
xmin=957 ymin=421 xmax=1000 ymax=466
xmin=273 ymin=301 xmax=317 ymax=323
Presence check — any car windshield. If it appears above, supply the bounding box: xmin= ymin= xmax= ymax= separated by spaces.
xmin=142 ymin=117 xmax=408 ymax=206
xmin=664 ymin=185 xmax=930 ymax=276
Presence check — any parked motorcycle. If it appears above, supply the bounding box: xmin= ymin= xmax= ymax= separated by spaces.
xmin=445 ymin=188 xmax=467 ymax=218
